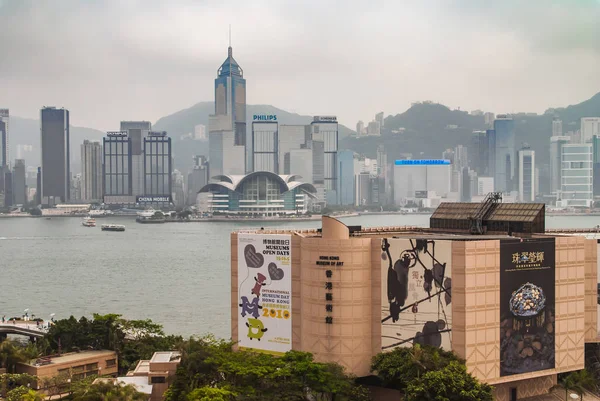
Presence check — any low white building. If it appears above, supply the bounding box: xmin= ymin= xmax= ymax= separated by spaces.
xmin=392 ymin=159 xmax=451 ymax=206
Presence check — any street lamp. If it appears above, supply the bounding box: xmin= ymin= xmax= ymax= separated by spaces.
xmin=67 ymin=378 xmax=71 ymax=394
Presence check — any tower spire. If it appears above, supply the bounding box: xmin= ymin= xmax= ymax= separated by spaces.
xmin=228 ymin=25 xmax=232 ymax=57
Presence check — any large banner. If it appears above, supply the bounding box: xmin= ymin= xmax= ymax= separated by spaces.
xmin=381 ymin=238 xmax=452 ymax=351
xmin=237 ymin=234 xmax=292 ymax=354
xmin=500 ymin=238 xmax=555 ymax=376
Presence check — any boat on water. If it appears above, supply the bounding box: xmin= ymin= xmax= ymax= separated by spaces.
xmin=89 ymin=210 xmax=113 ymax=217
xmin=101 ymin=224 xmax=125 ymax=232
xmin=82 ymin=216 xmax=96 ymax=227
xmin=136 ymin=208 xmax=165 ymax=224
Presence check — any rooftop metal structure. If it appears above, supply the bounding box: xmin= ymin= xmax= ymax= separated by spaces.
xmin=431 ymin=200 xmax=545 ymax=234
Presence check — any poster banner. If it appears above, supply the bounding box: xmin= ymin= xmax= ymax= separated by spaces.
xmin=237 ymin=234 xmax=292 ymax=354
xmin=381 ymin=238 xmax=452 ymax=351
xmin=500 ymin=238 xmax=555 ymax=376
xmin=597 ymin=240 xmax=600 ymax=339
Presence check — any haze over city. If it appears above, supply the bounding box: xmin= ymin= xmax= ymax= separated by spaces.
xmin=1 ymin=0 xmax=599 ymax=130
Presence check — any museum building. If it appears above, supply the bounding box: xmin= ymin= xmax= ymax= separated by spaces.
xmin=230 ymin=200 xmax=599 ymax=401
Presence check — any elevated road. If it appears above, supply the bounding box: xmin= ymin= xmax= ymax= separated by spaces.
xmin=0 ymin=322 xmax=48 ymax=338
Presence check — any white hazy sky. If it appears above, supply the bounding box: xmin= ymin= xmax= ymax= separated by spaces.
xmin=0 ymin=0 xmax=599 ymax=131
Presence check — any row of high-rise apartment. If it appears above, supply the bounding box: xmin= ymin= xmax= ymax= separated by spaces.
xmin=355 ymin=112 xmax=384 ymax=137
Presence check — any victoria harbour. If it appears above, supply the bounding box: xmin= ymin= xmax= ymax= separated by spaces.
xmin=1 ymin=213 xmax=596 ymax=339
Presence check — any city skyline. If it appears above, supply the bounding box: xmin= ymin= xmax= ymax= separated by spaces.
xmin=0 ymin=1 xmax=598 ymax=131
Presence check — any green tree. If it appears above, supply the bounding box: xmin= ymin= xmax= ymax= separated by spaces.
xmin=165 ymin=337 xmax=368 ymax=401
xmin=556 ymin=370 xmax=597 ymax=400
xmin=370 ymin=344 xmax=462 ymax=391
xmin=71 ymin=380 xmax=147 ymax=401
xmin=0 ymin=340 xmax=27 ymax=373
xmin=20 ymin=389 xmax=44 ymax=401
xmin=405 ymin=361 xmax=493 ymax=401
xmin=186 ymin=387 xmax=236 ymax=401
xmin=0 ymin=374 xmax=37 ymax=398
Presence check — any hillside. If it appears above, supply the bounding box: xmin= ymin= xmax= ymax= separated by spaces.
xmin=340 ymin=92 xmax=600 ymax=172
xmin=8 ymin=116 xmax=105 ymax=173
xmin=154 ymin=103 xmax=355 ymax=172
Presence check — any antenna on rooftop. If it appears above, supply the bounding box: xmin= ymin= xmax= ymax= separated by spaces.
xmin=229 ymin=24 xmax=232 ymax=47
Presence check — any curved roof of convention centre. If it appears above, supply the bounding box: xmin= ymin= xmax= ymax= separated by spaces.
xmin=199 ymin=171 xmax=317 ymax=198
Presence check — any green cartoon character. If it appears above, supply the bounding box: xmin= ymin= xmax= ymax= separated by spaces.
xmin=246 ymin=318 xmax=268 ymax=341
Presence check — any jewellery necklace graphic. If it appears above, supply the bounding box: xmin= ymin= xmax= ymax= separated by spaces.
xmin=382 ymin=239 xmax=452 ymax=349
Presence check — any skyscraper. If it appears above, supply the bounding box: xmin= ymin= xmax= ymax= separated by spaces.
xmin=81 ymin=140 xmax=103 ymax=201
xmin=550 ymin=135 xmax=570 ymax=194
xmin=12 ymin=159 xmax=27 ymax=205
xmin=279 ymin=125 xmax=310 ymax=174
xmin=356 ymin=121 xmax=364 ymax=136
xmin=209 ymin=42 xmax=247 ymax=176
xmin=375 ymin=112 xmax=384 ymax=129
xmin=103 ymin=131 xmax=132 ymax=204
xmin=143 ymin=131 xmax=172 ymax=206
xmin=187 ymin=155 xmax=209 ymax=207
xmin=40 ymin=107 xmax=70 ymax=205
xmin=215 ymin=43 xmax=246 ymax=146
xmin=518 ymin=148 xmax=535 ymax=202
xmin=581 ymin=118 xmax=600 ymax=144
xmin=311 ymin=116 xmax=338 ymax=204
xmin=0 ymin=109 xmax=8 ymax=169
xmin=493 ymin=115 xmax=515 ymax=193
xmin=337 ymin=150 xmax=355 ymax=206
xmin=558 ymin=144 xmax=593 ymax=207
xmin=251 ymin=115 xmax=278 ymax=173
xmin=121 ymin=121 xmax=151 ymax=197
xmin=552 ymin=118 xmax=563 ymax=137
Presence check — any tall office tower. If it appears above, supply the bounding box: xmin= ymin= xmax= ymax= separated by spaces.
xmin=518 ymin=148 xmax=535 ymax=202
xmin=550 ymin=136 xmax=570 ymax=195
xmin=36 ymin=167 xmax=41 ymax=205
xmin=208 ymin=43 xmax=247 ymax=176
xmin=40 ymin=107 xmax=70 ymax=205
xmin=0 ymin=109 xmax=8 ymax=169
xmin=215 ymin=43 xmax=246 ymax=146
xmin=251 ymin=115 xmax=278 ymax=173
xmin=356 ymin=121 xmax=365 ymax=136
xmin=375 ymin=112 xmax=384 ymax=129
xmin=376 ymin=145 xmax=387 ymax=176
xmin=493 ymin=115 xmax=515 ymax=193
xmin=558 ymin=143 xmax=593 ymax=207
xmin=172 ymin=169 xmax=185 ymax=208
xmin=469 ymin=130 xmax=489 ymax=176
xmin=120 ymin=121 xmax=151 ymax=197
xmin=103 ymin=131 xmax=132 ymax=205
xmin=311 ymin=116 xmax=338 ymax=204
xmin=12 ymin=159 xmax=27 ymax=205
xmin=71 ymin=173 xmax=82 ymax=201
xmin=355 ymin=172 xmax=371 ymax=206
xmin=187 ymin=155 xmax=209 ymax=206
xmin=484 ymin=112 xmax=495 ymax=128
xmin=552 ymin=118 xmax=563 ymax=137
xmin=453 ymin=145 xmax=468 ymax=170
xmin=3 ymin=170 xmax=12 ymax=207
xmin=143 ymin=131 xmax=172 ymax=206
xmin=581 ymin=118 xmax=600 ymax=144
xmin=279 ymin=125 xmax=310 ymax=174
xmin=593 ymin=136 xmax=600 ymax=197
xmin=337 ymin=150 xmax=355 ymax=206
xmin=81 ymin=140 xmax=103 ymax=201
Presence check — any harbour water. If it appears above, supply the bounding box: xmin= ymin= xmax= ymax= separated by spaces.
xmin=0 ymin=214 xmax=597 ymax=338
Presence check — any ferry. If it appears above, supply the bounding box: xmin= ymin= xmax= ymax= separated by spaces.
xmin=89 ymin=210 xmax=113 ymax=217
xmin=101 ymin=224 xmax=125 ymax=232
xmin=82 ymin=216 xmax=96 ymax=227
xmin=137 ymin=208 xmax=157 ymax=218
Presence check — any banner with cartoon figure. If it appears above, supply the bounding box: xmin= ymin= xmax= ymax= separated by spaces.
xmin=237 ymin=233 xmax=292 ymax=354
